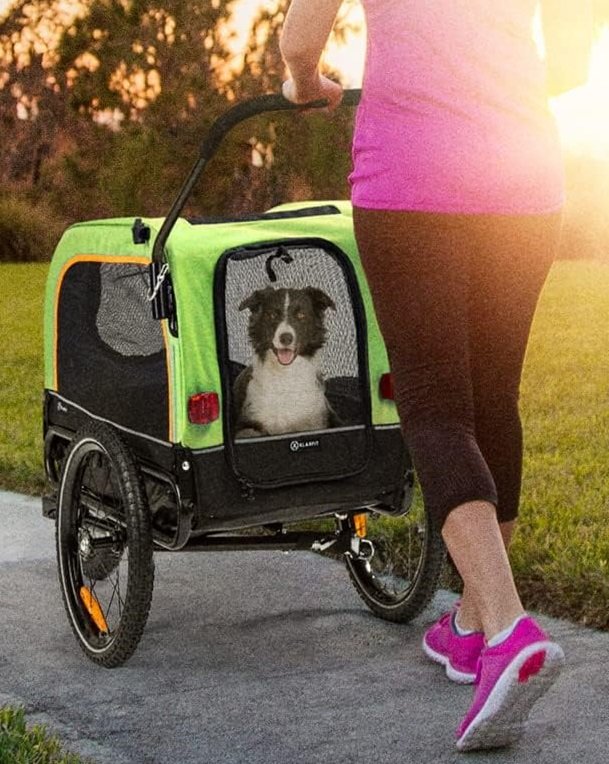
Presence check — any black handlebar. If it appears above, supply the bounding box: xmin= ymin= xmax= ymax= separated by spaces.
xmin=201 ymin=89 xmax=362 ymax=160
xmin=151 ymin=88 xmax=362 ymax=264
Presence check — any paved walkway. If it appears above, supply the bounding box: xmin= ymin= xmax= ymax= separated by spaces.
xmin=1 ymin=489 xmax=607 ymax=764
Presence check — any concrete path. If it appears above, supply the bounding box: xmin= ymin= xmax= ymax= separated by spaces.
xmin=1 ymin=489 xmax=607 ymax=764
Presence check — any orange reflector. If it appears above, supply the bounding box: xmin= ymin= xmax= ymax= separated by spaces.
xmin=353 ymin=513 xmax=367 ymax=538
xmin=80 ymin=586 xmax=109 ymax=634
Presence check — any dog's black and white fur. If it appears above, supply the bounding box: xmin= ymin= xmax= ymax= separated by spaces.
xmin=233 ymin=285 xmax=341 ymax=438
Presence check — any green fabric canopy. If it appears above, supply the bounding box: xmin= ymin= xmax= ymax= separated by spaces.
xmin=44 ymin=203 xmax=400 ymax=450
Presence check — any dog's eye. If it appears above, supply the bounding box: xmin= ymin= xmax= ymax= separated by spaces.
xmin=295 ymin=311 xmax=306 ymax=320
xmin=267 ymin=310 xmax=280 ymax=319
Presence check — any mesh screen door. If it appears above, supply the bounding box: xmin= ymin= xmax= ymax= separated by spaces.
xmin=219 ymin=240 xmax=370 ymax=487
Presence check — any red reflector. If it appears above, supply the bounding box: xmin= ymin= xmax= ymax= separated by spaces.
xmin=188 ymin=392 xmax=220 ymax=424
xmin=379 ymin=373 xmax=394 ymax=400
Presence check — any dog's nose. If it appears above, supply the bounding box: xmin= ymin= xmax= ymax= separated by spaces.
xmin=279 ymin=332 xmax=293 ymax=346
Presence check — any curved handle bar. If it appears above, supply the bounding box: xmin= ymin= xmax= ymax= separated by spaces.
xmin=151 ymin=88 xmax=362 ymax=264
xmin=201 ymin=89 xmax=362 ymax=160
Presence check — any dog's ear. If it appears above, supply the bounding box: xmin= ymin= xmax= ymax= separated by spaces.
xmin=304 ymin=286 xmax=336 ymax=312
xmin=239 ymin=288 xmax=268 ymax=312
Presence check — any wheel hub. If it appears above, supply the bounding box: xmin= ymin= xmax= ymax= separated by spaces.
xmin=78 ymin=529 xmax=94 ymax=559
xmin=349 ymin=535 xmax=375 ymax=561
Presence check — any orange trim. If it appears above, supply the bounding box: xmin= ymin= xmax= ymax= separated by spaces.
xmin=53 ymin=254 xmax=173 ymax=441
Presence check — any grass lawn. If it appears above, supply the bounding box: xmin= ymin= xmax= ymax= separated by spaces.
xmin=0 ymin=263 xmax=48 ymax=495
xmin=515 ymin=259 xmax=609 ymax=628
xmin=0 ymin=705 xmax=89 ymax=763
xmin=1 ymin=260 xmax=609 ymax=627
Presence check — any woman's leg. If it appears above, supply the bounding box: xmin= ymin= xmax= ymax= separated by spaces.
xmin=457 ymin=520 xmax=516 ymax=631
xmin=454 ymin=213 xmax=561 ymax=632
xmin=352 ymin=208 xmax=559 ymax=640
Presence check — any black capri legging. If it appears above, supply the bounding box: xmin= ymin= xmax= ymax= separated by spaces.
xmin=353 ymin=208 xmax=562 ymax=529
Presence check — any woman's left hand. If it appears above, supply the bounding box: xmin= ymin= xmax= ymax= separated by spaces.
xmin=282 ymin=74 xmax=343 ymax=112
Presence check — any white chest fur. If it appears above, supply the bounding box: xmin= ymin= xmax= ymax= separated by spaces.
xmin=244 ymin=352 xmax=328 ymax=435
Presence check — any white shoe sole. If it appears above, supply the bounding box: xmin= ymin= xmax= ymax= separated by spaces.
xmin=422 ymin=636 xmax=477 ymax=684
xmin=455 ymin=640 xmax=565 ymax=752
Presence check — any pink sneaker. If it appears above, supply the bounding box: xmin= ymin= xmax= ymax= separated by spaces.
xmin=422 ymin=607 xmax=485 ymax=684
xmin=455 ymin=615 xmax=565 ymax=751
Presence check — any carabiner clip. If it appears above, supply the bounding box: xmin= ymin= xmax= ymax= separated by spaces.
xmin=147 ymin=262 xmax=169 ymax=303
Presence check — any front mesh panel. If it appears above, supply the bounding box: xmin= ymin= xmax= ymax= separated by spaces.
xmin=225 ymin=246 xmax=358 ymax=377
xmin=223 ymin=243 xmax=366 ymax=440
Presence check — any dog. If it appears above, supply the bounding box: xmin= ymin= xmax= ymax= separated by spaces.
xmin=232 ymin=285 xmax=341 ymax=438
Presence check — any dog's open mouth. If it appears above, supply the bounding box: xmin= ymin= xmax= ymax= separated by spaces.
xmin=273 ymin=347 xmax=297 ymax=366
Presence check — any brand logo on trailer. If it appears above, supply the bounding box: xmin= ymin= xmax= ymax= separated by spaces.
xmin=289 ymin=438 xmax=321 ymax=452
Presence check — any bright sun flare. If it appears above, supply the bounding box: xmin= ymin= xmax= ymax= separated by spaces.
xmin=549 ymin=27 xmax=609 ymax=160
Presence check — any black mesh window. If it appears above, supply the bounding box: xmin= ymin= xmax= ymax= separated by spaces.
xmin=97 ymin=264 xmax=164 ymax=356
xmin=56 ymin=261 xmax=169 ymax=440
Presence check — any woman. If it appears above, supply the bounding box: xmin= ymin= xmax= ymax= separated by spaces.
xmin=280 ymin=0 xmax=594 ymax=753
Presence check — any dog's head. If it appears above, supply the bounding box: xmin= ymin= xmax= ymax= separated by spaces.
xmin=239 ymin=286 xmax=336 ymax=366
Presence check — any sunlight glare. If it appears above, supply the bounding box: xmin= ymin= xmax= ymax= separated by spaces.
xmin=551 ymin=28 xmax=609 ymax=160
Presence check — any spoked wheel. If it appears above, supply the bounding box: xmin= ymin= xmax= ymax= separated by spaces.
xmin=56 ymin=421 xmax=154 ymax=667
xmin=345 ymin=477 xmax=445 ymax=622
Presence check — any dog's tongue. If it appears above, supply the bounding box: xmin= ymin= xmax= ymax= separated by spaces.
xmin=277 ymin=348 xmax=295 ymax=365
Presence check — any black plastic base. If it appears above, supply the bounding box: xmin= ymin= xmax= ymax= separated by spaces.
xmin=155 ymin=529 xmax=351 ymax=554
xmin=44 ymin=391 xmax=411 ymax=542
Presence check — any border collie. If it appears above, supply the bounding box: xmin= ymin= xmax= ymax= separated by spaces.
xmin=233 ymin=285 xmax=340 ymax=438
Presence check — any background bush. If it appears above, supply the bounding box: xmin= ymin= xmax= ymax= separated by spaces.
xmin=0 ymin=195 xmax=64 ymax=263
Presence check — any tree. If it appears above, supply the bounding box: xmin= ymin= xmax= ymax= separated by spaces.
xmin=0 ymin=0 xmax=87 ymax=189
xmin=224 ymin=0 xmax=360 ymax=213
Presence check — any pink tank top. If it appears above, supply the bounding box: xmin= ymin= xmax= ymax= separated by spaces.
xmin=349 ymin=0 xmax=565 ymax=214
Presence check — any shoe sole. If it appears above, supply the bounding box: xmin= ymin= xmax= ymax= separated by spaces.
xmin=455 ymin=640 xmax=565 ymax=752
xmin=422 ymin=636 xmax=477 ymax=685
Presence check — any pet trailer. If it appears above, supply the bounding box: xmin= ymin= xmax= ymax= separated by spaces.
xmin=42 ymin=90 xmax=445 ymax=667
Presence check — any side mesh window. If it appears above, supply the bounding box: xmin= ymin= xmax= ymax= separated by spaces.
xmin=96 ymin=264 xmax=164 ymax=356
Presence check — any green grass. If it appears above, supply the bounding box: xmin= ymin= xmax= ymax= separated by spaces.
xmin=0 ymin=706 xmax=89 ymax=763
xmin=0 ymin=264 xmax=48 ymax=495
xmin=2 ymin=260 xmax=609 ymax=627
xmin=514 ymin=259 xmax=609 ymax=628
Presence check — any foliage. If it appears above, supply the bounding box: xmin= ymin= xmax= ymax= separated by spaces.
xmin=0 ymin=194 xmax=63 ymax=262
xmin=0 ymin=0 xmax=608 ymax=246
xmin=0 ymin=705 xmax=89 ymax=763
xmin=0 ymin=0 xmax=359 ymax=224
xmin=55 ymin=0 xmax=227 ymax=121
xmin=0 ymin=0 xmax=85 ymax=188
